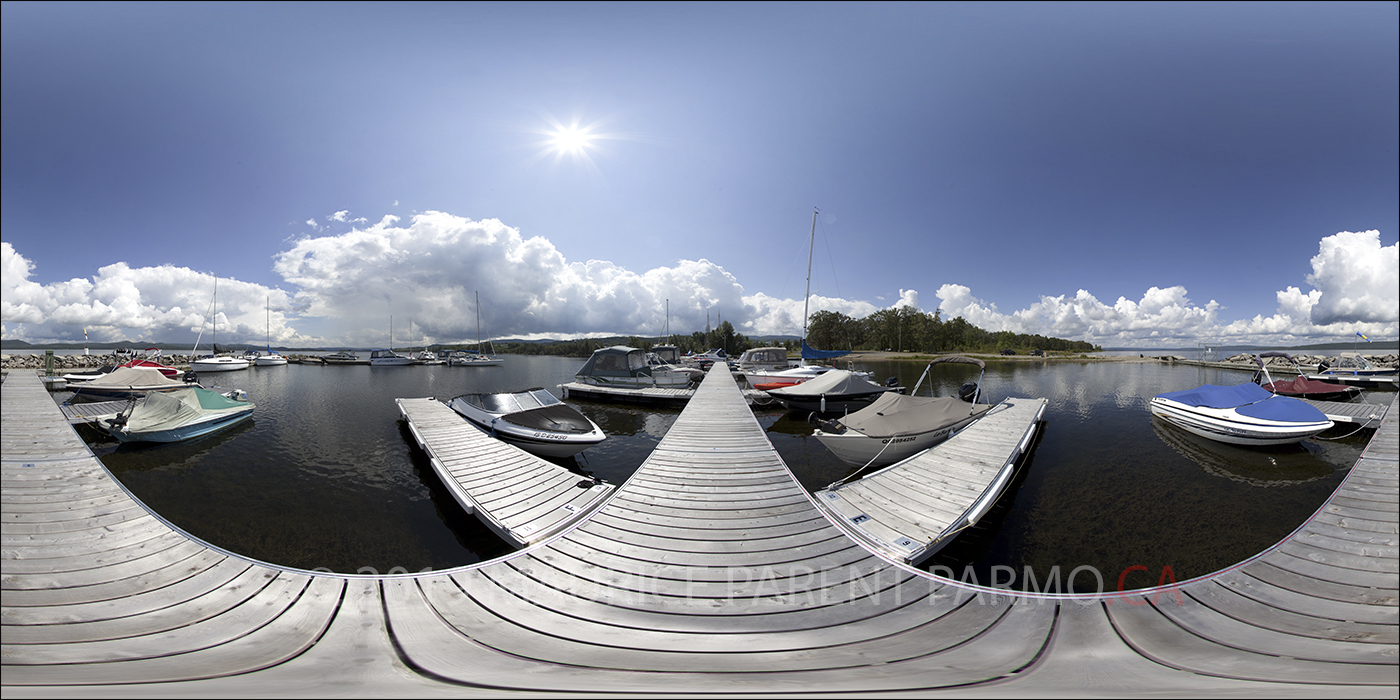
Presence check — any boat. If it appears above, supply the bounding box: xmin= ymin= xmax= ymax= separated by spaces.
xmin=1313 ymin=352 xmax=1397 ymax=378
xmin=63 ymin=348 xmax=183 ymax=383
xmin=575 ymin=346 xmax=699 ymax=388
xmin=414 ymin=350 xmax=445 ymax=365
xmin=255 ymin=297 xmax=288 ymax=366
xmin=764 ymin=368 xmax=902 ymax=414
xmin=67 ymin=366 xmax=200 ymax=401
xmin=370 ymin=349 xmax=415 ymax=366
xmin=190 ymin=277 xmax=250 ymax=373
xmin=98 ymin=385 xmax=254 ymax=443
xmin=811 ymin=356 xmax=995 ymax=469
xmin=1149 ymin=382 xmax=1333 ymax=446
xmin=1251 ymin=352 xmax=1359 ymax=402
xmin=447 ymin=388 xmax=606 ymax=458
xmin=680 ymin=348 xmax=728 ymax=370
xmin=370 ymin=317 xmax=415 ymax=366
xmin=319 ymin=351 xmax=362 ymax=364
xmin=451 ymin=290 xmax=503 ymax=367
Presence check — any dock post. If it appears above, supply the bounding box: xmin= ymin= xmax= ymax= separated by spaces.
xmin=44 ymin=349 xmax=54 ymax=376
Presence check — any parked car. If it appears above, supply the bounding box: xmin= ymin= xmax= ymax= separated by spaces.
xmin=1030 ymin=349 xmax=1043 ymax=356
xmin=1000 ymin=349 xmax=1016 ymax=355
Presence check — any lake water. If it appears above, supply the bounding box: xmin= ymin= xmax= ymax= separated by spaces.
xmin=59 ymin=355 xmax=1389 ymax=590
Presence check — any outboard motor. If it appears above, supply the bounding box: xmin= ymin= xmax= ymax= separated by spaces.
xmin=808 ymin=413 xmax=846 ymax=434
xmin=1317 ymin=361 xmax=1330 ymax=372
xmin=183 ymin=370 xmax=199 ymax=384
xmin=884 ymin=376 xmax=899 ymax=387
xmin=957 ymin=381 xmax=979 ymax=403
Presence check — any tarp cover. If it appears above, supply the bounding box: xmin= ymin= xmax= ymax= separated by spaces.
xmin=768 ymin=369 xmax=888 ymax=398
xmin=576 ymin=346 xmax=649 ymax=377
xmin=1156 ymin=383 xmax=1327 ymax=423
xmin=801 ymin=339 xmax=850 ymax=360
xmin=85 ymin=366 xmax=186 ymax=389
xmin=838 ymin=392 xmax=993 ymax=438
xmin=124 ymin=387 xmax=251 ymax=433
xmin=1155 ymin=383 xmax=1272 ymax=409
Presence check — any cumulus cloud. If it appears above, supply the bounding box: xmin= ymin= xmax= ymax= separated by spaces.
xmin=3 ymin=223 xmax=1395 ymax=348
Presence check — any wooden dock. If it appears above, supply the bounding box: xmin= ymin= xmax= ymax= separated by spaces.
xmin=396 ymin=398 xmax=614 ymax=547
xmin=560 ymin=380 xmax=772 ymax=407
xmin=3 ymin=367 xmax=1396 ymax=696
xmin=57 ymin=399 xmax=130 ymax=425
xmin=814 ymin=396 xmax=1047 ymax=565
xmin=1300 ymin=397 xmax=1391 ymax=425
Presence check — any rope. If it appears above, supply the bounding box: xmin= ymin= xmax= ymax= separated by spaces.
xmin=825 ymin=431 xmax=904 ymax=490
xmin=1313 ymin=412 xmax=1381 ymax=440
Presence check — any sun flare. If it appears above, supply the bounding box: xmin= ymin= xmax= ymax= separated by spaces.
xmin=548 ymin=125 xmax=595 ymax=155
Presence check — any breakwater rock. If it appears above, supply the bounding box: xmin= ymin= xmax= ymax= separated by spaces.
xmin=1218 ymin=352 xmax=1398 ymax=370
xmin=0 ymin=352 xmax=194 ymax=371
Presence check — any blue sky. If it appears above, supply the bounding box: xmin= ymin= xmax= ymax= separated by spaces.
xmin=3 ymin=2 xmax=1397 ymax=349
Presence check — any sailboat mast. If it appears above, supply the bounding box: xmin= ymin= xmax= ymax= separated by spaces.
xmin=802 ymin=208 xmax=817 ymax=340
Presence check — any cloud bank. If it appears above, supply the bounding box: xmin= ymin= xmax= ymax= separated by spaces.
xmin=3 ymin=215 xmax=1396 ymax=348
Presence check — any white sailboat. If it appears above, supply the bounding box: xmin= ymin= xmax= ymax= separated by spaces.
xmin=191 ymin=276 xmax=250 ymax=373
xmin=255 ymin=297 xmax=288 ymax=366
xmin=370 ymin=316 xmax=415 ymax=366
xmin=450 ymin=291 xmax=503 ymax=367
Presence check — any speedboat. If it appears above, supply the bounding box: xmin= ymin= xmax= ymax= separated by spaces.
xmin=65 ymin=348 xmax=183 ymax=382
xmin=764 ymin=369 xmax=901 ymax=414
xmin=99 ymin=386 xmax=254 ymax=443
xmin=447 ymin=388 xmax=606 ymax=458
xmin=575 ymin=346 xmax=698 ymax=388
xmin=68 ymin=366 xmax=200 ymax=401
xmin=369 ymin=349 xmax=415 ymax=366
xmin=680 ymin=349 xmax=728 ymax=370
xmin=414 ymin=350 xmax=445 ymax=365
xmin=1149 ymin=382 xmax=1333 ymax=446
xmin=319 ymin=351 xmax=361 ymax=364
xmin=1313 ymin=352 xmax=1397 ymax=378
xmin=1252 ymin=352 xmax=1360 ymax=402
xmin=812 ymin=356 xmax=994 ymax=468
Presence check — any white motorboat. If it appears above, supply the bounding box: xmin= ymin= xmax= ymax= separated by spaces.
xmin=447 ymin=388 xmax=606 ymax=458
xmin=1313 ymin=352 xmax=1397 ymax=378
xmin=414 ymin=350 xmax=445 ymax=365
xmin=369 ymin=349 xmax=415 ymax=366
xmin=99 ymin=386 xmax=254 ymax=444
xmin=1149 ymin=382 xmax=1333 ymax=446
xmin=575 ymin=346 xmax=698 ymax=388
xmin=447 ymin=350 xmax=503 ymax=367
xmin=812 ymin=356 xmax=994 ymax=469
xmin=68 ymin=366 xmax=201 ymax=401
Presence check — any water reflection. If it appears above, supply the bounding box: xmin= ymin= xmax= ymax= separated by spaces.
xmin=1151 ymin=417 xmax=1332 ymax=487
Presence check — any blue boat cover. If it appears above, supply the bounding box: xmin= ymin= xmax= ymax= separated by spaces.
xmin=1156 ymin=383 xmax=1326 ymax=423
xmin=801 ymin=339 xmax=850 ymax=360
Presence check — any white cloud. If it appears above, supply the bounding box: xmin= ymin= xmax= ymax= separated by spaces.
xmin=3 ymin=223 xmax=1396 ymax=348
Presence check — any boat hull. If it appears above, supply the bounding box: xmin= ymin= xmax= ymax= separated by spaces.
xmin=108 ymin=406 xmax=254 ymax=443
xmin=191 ymin=357 xmax=250 ymax=372
xmin=1149 ymin=397 xmax=1332 ymax=446
xmin=815 ymin=413 xmax=983 ymax=468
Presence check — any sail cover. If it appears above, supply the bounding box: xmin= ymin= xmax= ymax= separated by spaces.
xmin=801 ymin=339 xmax=850 ymax=360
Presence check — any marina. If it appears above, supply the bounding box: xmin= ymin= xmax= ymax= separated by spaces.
xmin=1 ymin=364 xmax=1395 ymax=695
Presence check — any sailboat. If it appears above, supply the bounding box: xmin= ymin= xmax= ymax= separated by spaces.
xmin=449 ymin=291 xmax=503 ymax=367
xmin=740 ymin=209 xmax=863 ymax=389
xmin=370 ymin=316 xmax=415 ymax=366
xmin=255 ymin=297 xmax=288 ymax=366
xmin=191 ymin=276 xmax=251 ymax=373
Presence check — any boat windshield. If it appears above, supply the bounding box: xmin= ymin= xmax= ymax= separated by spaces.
xmin=475 ymin=389 xmax=560 ymax=414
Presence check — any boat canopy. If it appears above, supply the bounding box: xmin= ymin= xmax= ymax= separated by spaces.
xmin=837 ymin=393 xmax=993 ymax=439
xmin=577 ymin=346 xmax=650 ymax=377
xmin=1157 ymin=383 xmax=1327 ymax=422
xmin=123 ymin=387 xmax=251 ymax=434
xmin=801 ymin=339 xmax=850 ymax=360
xmin=768 ymin=369 xmax=887 ymax=397
xmin=84 ymin=366 xmax=187 ymax=390
xmin=739 ymin=347 xmax=791 ymax=365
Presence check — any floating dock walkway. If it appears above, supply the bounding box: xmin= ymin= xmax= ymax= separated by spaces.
xmin=3 ymin=366 xmax=1396 ymax=696
xmin=560 ymin=380 xmax=772 ymax=407
xmin=815 ymin=396 xmax=1047 ymax=565
xmin=396 ymin=397 xmax=613 ymax=547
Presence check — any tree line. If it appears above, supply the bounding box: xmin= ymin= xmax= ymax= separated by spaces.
xmin=492 ymin=308 xmax=1096 ymax=357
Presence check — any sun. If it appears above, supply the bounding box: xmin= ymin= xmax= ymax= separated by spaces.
xmin=547 ymin=124 xmax=595 ymax=155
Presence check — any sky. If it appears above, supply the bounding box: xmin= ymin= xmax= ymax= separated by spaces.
xmin=3 ymin=2 xmax=1397 ymax=350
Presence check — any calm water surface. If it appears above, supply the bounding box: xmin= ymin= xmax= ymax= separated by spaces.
xmin=63 ymin=355 xmax=1386 ymax=588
